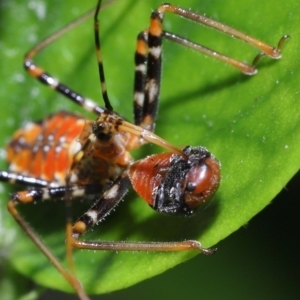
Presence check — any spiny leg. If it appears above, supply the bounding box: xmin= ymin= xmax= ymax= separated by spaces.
xmin=133 ymin=18 xmax=163 ymax=131
xmin=72 ymin=174 xmax=130 ymax=239
xmin=133 ymin=4 xmax=289 ymax=130
xmin=4 ymin=169 xmax=113 ymax=300
xmin=7 ymin=183 xmax=90 ymax=300
xmin=7 ymin=203 xmax=89 ymax=300
xmin=71 ymin=173 xmax=216 ymax=255
xmin=133 ymin=31 xmax=148 ymax=127
xmin=10 ymin=184 xmax=105 ymax=204
xmin=159 ymin=4 xmax=289 ymax=66
xmin=163 ymin=31 xmax=289 ymax=74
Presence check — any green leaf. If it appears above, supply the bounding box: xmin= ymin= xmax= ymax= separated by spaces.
xmin=0 ymin=0 xmax=299 ymax=297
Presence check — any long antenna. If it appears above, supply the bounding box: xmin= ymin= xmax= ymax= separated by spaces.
xmin=94 ymin=0 xmax=113 ymax=111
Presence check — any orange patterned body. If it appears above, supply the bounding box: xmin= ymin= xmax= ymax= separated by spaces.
xmin=7 ymin=111 xmax=85 ymax=186
xmin=6 ymin=111 xmax=135 ymax=188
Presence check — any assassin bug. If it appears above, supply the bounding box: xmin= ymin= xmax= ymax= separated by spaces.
xmin=0 ymin=0 xmax=288 ymax=299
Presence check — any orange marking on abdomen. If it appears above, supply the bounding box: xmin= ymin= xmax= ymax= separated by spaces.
xmin=43 ymin=146 xmax=56 ymax=182
xmin=31 ymin=147 xmax=43 ymax=180
xmin=56 ymin=147 xmax=70 ymax=176
xmin=7 ymin=112 xmax=85 ymax=184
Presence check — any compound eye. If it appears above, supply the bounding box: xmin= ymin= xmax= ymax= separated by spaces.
xmin=184 ymin=156 xmax=220 ymax=208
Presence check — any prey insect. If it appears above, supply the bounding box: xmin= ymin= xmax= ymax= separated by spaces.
xmin=0 ymin=0 xmax=288 ymax=299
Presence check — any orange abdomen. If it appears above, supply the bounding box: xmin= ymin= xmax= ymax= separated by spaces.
xmin=7 ymin=111 xmax=85 ymax=185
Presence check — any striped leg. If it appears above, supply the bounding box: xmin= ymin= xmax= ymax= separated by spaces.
xmin=133 ymin=23 xmax=162 ymax=131
xmin=133 ymin=4 xmax=289 ymax=130
xmin=24 ymin=59 xmax=105 ymax=115
xmin=72 ymin=174 xmax=131 ymax=239
xmin=71 ymin=173 xmax=216 ymax=255
xmin=5 ymin=177 xmax=90 ymax=300
xmin=0 ymin=170 xmax=49 ymax=187
xmin=9 ymin=184 xmax=105 ymax=204
xmin=7 ymin=200 xmax=89 ymax=300
xmin=23 ymin=1 xmax=118 ymax=116
xmin=4 ymin=171 xmax=112 ymax=300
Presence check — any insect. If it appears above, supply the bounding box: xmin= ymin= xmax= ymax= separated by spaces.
xmin=0 ymin=0 xmax=288 ymax=299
